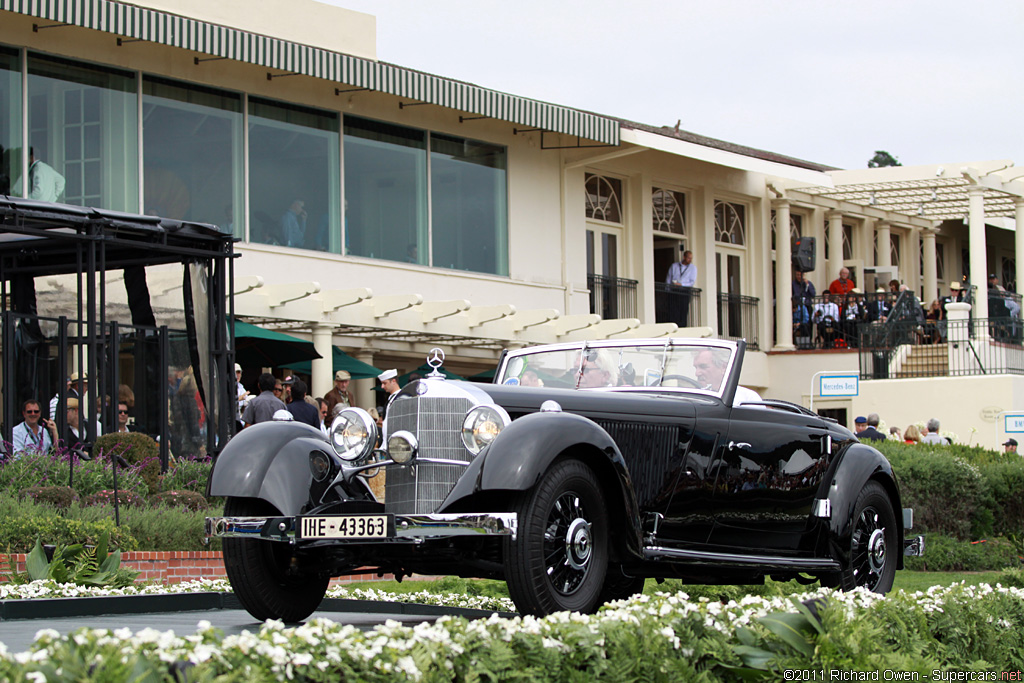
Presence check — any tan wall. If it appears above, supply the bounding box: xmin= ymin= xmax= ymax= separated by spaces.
xmin=857 ymin=375 xmax=1024 ymax=451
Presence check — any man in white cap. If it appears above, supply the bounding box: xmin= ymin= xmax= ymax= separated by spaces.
xmin=324 ymin=369 xmax=355 ymax=417
xmin=377 ymin=369 xmax=400 ymax=420
xmin=379 ymin=369 xmax=400 ymax=397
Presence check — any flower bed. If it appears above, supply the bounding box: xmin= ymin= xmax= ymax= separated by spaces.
xmin=0 ymin=583 xmax=1022 ymax=680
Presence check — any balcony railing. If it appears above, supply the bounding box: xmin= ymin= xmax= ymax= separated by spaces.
xmin=718 ymin=293 xmax=759 ymax=350
xmin=858 ymin=317 xmax=1024 ymax=379
xmin=587 ymin=274 xmax=638 ymax=321
xmin=654 ymin=282 xmax=703 ymax=327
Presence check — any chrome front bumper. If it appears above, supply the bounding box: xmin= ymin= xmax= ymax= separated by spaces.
xmin=205 ymin=512 xmax=517 ymax=543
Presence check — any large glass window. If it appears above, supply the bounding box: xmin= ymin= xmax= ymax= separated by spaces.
xmin=249 ymin=98 xmax=339 ymax=252
xmin=142 ymin=77 xmax=242 ymax=233
xmin=0 ymin=46 xmax=20 ymax=197
xmin=430 ymin=133 xmax=507 ymax=274
xmin=343 ymin=115 xmax=427 ymax=263
xmin=27 ymin=53 xmax=138 ymax=211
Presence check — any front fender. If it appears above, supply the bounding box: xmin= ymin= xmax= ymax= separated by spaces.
xmin=823 ymin=442 xmax=904 ymax=568
xmin=209 ymin=421 xmax=329 ymax=515
xmin=441 ymin=411 xmax=643 ymax=561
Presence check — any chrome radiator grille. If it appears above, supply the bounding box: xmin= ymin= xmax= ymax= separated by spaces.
xmin=385 ymin=394 xmax=474 ymax=514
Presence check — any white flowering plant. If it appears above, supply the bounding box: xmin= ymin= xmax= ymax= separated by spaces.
xmin=0 ymin=582 xmax=1022 ymax=681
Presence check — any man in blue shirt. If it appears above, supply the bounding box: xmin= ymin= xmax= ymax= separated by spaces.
xmin=665 ymin=247 xmax=697 ymax=326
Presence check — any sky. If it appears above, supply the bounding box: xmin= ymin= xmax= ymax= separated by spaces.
xmin=323 ymin=0 xmax=1023 ymax=171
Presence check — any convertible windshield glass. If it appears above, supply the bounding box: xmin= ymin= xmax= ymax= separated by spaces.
xmin=497 ymin=342 xmax=738 ymax=396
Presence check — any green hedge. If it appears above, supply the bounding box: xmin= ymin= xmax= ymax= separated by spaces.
xmin=0 ymin=497 xmax=137 ymax=553
xmin=877 ymin=441 xmax=1024 ymax=539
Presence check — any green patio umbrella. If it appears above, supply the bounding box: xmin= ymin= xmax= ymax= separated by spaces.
xmin=232 ymin=320 xmax=321 ymax=368
xmin=282 ymin=346 xmax=382 ymax=380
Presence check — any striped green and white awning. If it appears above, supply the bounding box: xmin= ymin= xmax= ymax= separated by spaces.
xmin=2 ymin=0 xmax=620 ymax=145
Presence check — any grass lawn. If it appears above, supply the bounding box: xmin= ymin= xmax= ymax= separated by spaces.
xmin=343 ymin=569 xmax=1010 ymax=601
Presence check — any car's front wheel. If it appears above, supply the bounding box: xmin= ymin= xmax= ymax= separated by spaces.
xmin=504 ymin=459 xmax=609 ymax=616
xmin=837 ymin=481 xmax=898 ymax=593
xmin=222 ymin=497 xmax=330 ymax=622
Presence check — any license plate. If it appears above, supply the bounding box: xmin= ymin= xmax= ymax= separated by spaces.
xmin=299 ymin=515 xmax=391 ymax=539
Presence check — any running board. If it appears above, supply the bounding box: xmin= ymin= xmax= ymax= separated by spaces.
xmin=643 ymin=546 xmax=840 ymax=571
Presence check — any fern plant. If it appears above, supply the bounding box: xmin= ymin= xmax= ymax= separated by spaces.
xmin=11 ymin=532 xmax=138 ymax=588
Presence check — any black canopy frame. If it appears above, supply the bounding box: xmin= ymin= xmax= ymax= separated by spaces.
xmin=0 ymin=196 xmax=236 ymax=468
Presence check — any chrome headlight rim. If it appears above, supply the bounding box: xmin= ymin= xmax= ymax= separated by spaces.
xmin=461 ymin=404 xmax=512 ymax=455
xmin=387 ymin=430 xmax=418 ymax=465
xmin=330 ymin=407 xmax=378 ymax=462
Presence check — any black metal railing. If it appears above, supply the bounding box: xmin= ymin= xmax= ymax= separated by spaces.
xmin=858 ymin=317 xmax=1024 ymax=379
xmin=588 ymin=274 xmax=638 ymax=320
xmin=718 ymin=293 xmax=759 ymax=350
xmin=654 ymin=282 xmax=703 ymax=327
xmin=790 ymin=293 xmax=883 ymax=350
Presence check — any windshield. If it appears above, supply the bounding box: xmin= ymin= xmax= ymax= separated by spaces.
xmin=496 ymin=341 xmax=738 ymax=397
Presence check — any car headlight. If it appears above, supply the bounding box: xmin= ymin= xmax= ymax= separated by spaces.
xmin=330 ymin=408 xmax=378 ymax=462
xmin=461 ymin=405 xmax=511 ymax=455
xmin=388 ymin=430 xmax=418 ymax=464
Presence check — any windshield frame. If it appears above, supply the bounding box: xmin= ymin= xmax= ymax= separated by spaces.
xmin=494 ymin=338 xmax=742 ymax=401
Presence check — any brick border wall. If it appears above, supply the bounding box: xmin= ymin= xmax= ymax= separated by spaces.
xmin=0 ymin=551 xmax=389 ymax=585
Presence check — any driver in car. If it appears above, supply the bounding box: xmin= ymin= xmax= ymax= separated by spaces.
xmin=693 ymin=348 xmax=763 ymax=406
xmin=578 ymin=350 xmax=619 ymax=388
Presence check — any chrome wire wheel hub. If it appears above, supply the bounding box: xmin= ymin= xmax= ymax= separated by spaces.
xmin=867 ymin=528 xmax=887 ymax=573
xmin=565 ymin=517 xmax=593 ymax=570
xmin=544 ymin=492 xmax=593 ymax=595
xmin=852 ymin=508 xmax=887 ymax=589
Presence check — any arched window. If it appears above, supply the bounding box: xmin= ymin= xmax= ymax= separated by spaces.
xmin=652 ymin=188 xmax=685 ymax=236
xmin=585 ymin=173 xmax=622 ymax=223
xmin=714 ymin=200 xmax=746 ymax=245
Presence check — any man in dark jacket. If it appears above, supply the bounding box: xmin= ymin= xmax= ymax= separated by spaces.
xmin=855 ymin=413 xmax=886 ymax=442
xmin=286 ymin=379 xmax=320 ymax=428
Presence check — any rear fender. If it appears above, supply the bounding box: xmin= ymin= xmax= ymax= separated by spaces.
xmin=441 ymin=411 xmax=643 ymax=560
xmin=822 ymin=442 xmax=904 ymax=568
xmin=209 ymin=421 xmax=331 ymax=515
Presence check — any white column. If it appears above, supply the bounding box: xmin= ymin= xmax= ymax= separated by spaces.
xmin=968 ymin=186 xmax=989 ymax=321
xmin=876 ymin=222 xmax=892 ymax=269
xmin=921 ymin=228 xmax=938 ymax=304
xmin=311 ymin=324 xmax=335 ymax=399
xmin=697 ymin=188 xmax=717 ymax=334
xmin=354 ymin=350 xmax=377 ymax=411
xmin=774 ymin=199 xmax=794 ymax=350
xmin=827 ymin=211 xmax=844 ymax=280
xmin=1016 ymin=199 xmax=1024 ymax=295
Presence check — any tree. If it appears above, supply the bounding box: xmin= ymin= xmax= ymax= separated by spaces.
xmin=868 ymin=151 xmax=901 ymax=168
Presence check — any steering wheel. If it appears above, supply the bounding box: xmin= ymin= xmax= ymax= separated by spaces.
xmin=659 ymin=374 xmax=704 ymax=389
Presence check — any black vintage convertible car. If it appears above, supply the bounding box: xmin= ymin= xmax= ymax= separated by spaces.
xmin=206 ymin=338 xmax=923 ymax=620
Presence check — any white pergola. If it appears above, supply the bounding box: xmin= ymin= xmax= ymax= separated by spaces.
xmin=230 ymin=277 xmax=712 ymax=403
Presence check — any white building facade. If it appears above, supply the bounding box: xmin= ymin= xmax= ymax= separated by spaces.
xmin=2 ymin=0 xmax=1023 ymax=448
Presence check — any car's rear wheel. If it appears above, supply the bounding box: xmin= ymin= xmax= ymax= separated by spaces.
xmin=837 ymin=481 xmax=898 ymax=593
xmin=222 ymin=497 xmax=329 ymax=622
xmin=504 ymin=459 xmax=609 ymax=616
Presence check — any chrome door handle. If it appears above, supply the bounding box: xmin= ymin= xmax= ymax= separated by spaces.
xmin=728 ymin=441 xmax=751 ymax=450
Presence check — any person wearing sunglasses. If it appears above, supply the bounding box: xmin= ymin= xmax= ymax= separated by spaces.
xmin=115 ymin=402 xmax=132 ymax=433
xmin=10 ymin=398 xmax=57 ymax=458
